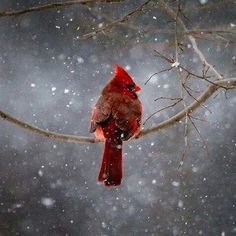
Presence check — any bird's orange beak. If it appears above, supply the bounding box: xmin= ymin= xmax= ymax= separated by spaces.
xmin=133 ymin=84 xmax=141 ymax=92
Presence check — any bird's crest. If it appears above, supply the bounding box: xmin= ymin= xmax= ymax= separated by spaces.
xmin=113 ymin=64 xmax=134 ymax=84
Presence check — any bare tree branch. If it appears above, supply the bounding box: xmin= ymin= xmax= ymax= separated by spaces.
xmin=125 ymin=28 xmax=236 ymax=36
xmin=112 ymin=24 xmax=236 ymax=44
xmin=0 ymin=78 xmax=235 ymax=144
xmin=182 ymin=81 xmax=212 ymax=114
xmin=140 ymin=78 xmax=236 ymax=137
xmin=154 ymin=97 xmax=182 ymax=102
xmin=151 ymin=0 xmax=235 ymax=15
xmin=188 ymin=114 xmax=209 ymax=158
xmin=0 ymin=0 xmax=233 ymax=19
xmin=183 ymin=0 xmax=234 ymax=13
xmin=143 ymin=98 xmax=183 ymax=125
xmin=145 ymin=50 xmax=228 ymax=94
xmin=0 ymin=0 xmax=125 ymax=18
xmin=178 ymin=111 xmax=189 ymax=169
xmin=159 ymin=0 xmax=224 ymax=80
xmin=81 ymin=0 xmax=151 ymax=40
xmin=0 ymin=111 xmax=98 ymax=144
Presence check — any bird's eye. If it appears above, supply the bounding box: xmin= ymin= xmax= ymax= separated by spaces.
xmin=127 ymin=83 xmax=135 ymax=91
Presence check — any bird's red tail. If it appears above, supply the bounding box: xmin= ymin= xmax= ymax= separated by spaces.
xmin=98 ymin=139 xmax=122 ymax=186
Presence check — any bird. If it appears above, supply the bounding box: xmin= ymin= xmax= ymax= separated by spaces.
xmin=90 ymin=65 xmax=142 ymax=186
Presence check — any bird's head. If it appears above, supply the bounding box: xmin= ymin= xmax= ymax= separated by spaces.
xmin=112 ymin=64 xmax=141 ymax=93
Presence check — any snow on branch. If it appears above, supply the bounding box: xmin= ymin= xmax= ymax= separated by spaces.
xmin=0 ymin=78 xmax=235 ymax=144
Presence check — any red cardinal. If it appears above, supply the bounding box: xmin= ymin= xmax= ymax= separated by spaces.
xmin=90 ymin=65 xmax=142 ymax=186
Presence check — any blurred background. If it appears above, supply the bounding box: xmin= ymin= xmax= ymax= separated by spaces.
xmin=0 ymin=0 xmax=235 ymax=235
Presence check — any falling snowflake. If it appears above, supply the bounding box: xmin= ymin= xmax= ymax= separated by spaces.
xmin=41 ymin=197 xmax=55 ymax=208
xmin=64 ymin=89 xmax=69 ymax=94
xmin=172 ymin=181 xmax=180 ymax=187
xmin=51 ymin=87 xmax=56 ymax=92
xmin=199 ymin=0 xmax=208 ymax=4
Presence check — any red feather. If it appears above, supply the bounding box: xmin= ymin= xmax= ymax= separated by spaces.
xmin=98 ymin=120 xmax=122 ymax=186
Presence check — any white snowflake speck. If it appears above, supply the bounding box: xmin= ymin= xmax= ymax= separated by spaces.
xmin=77 ymin=57 xmax=84 ymax=64
xmin=64 ymin=89 xmax=69 ymax=94
xmin=41 ymin=197 xmax=55 ymax=208
xmin=98 ymin=23 xmax=104 ymax=28
xmin=125 ymin=65 xmax=131 ymax=71
xmin=178 ymin=200 xmax=184 ymax=208
xmin=199 ymin=0 xmax=208 ymax=4
xmin=172 ymin=181 xmax=180 ymax=187
xmin=38 ymin=169 xmax=43 ymax=177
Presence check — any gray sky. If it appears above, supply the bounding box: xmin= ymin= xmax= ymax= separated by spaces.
xmin=0 ymin=0 xmax=236 ymax=235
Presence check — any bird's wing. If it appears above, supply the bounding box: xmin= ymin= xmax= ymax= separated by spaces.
xmin=90 ymin=95 xmax=112 ymax=133
xmin=113 ymin=98 xmax=142 ymax=140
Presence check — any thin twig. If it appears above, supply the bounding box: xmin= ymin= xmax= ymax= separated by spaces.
xmin=154 ymin=96 xmax=182 ymax=102
xmin=150 ymin=0 xmax=235 ymax=16
xmin=183 ymin=83 xmax=204 ymax=94
xmin=191 ymin=34 xmax=236 ymax=45
xmin=178 ymin=112 xmax=188 ymax=169
xmin=188 ymin=114 xmax=207 ymax=123
xmin=81 ymin=0 xmax=151 ymax=40
xmin=178 ymin=67 xmax=189 ymax=169
xmin=159 ymin=0 xmax=224 ymax=80
xmin=143 ymin=98 xmax=183 ymax=125
xmin=153 ymin=50 xmax=212 ymax=79
xmin=0 ymin=78 xmax=235 ymax=144
xmin=145 ymin=67 xmax=173 ymax=85
xmin=154 ymin=50 xmax=174 ymax=64
xmin=174 ymin=0 xmax=181 ymax=62
xmin=188 ymin=114 xmax=209 ymax=158
xmin=0 ymin=0 xmax=125 ymax=18
xmin=152 ymin=50 xmax=229 ymax=91
xmin=131 ymin=28 xmax=236 ymax=37
xmin=0 ymin=111 xmax=99 ymax=144
xmin=182 ymin=82 xmax=212 ymax=114
xmin=0 ymin=0 xmax=233 ymax=18
xmin=148 ymin=50 xmax=222 ymax=89
xmin=183 ymin=0 xmax=234 ymax=13
xmin=140 ymin=78 xmax=236 ymax=137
